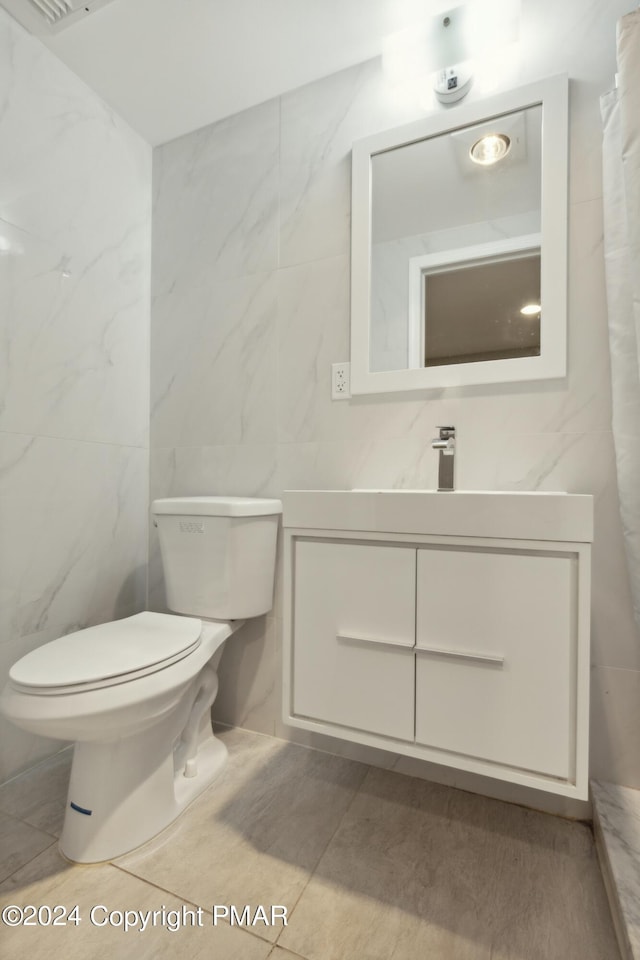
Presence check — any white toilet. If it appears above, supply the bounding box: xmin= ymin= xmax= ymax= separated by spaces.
xmin=0 ymin=496 xmax=281 ymax=863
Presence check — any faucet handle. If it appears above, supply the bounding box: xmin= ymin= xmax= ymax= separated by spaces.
xmin=431 ymin=425 xmax=455 ymax=453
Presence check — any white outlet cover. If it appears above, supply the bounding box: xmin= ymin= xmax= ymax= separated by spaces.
xmin=331 ymin=361 xmax=351 ymax=400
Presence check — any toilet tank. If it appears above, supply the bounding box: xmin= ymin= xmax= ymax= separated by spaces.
xmin=152 ymin=497 xmax=282 ymax=620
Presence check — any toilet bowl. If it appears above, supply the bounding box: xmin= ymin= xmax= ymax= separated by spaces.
xmin=0 ymin=496 xmax=281 ymax=863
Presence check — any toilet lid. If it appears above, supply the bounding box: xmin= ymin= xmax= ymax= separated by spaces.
xmin=9 ymin=612 xmax=202 ymax=691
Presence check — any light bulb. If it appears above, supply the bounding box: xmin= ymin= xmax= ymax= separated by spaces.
xmin=469 ymin=133 xmax=511 ymax=165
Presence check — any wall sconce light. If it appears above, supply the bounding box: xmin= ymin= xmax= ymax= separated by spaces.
xmin=383 ymin=0 xmax=520 ymax=106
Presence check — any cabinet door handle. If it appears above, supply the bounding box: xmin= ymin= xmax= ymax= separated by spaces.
xmin=337 ymin=634 xmax=415 ymax=651
xmin=417 ymin=646 xmax=505 ymax=666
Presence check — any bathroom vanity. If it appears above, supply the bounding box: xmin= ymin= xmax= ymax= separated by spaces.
xmin=282 ymin=490 xmax=593 ymax=800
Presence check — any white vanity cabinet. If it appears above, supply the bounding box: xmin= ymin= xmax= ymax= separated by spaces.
xmin=292 ymin=540 xmax=415 ymax=740
xmin=415 ymin=547 xmax=575 ymax=780
xmin=283 ymin=490 xmax=593 ymax=800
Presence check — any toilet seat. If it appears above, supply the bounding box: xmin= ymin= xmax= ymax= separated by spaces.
xmin=9 ymin=612 xmax=203 ymax=696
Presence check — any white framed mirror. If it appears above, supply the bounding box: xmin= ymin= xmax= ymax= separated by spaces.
xmin=350 ymin=75 xmax=568 ymax=395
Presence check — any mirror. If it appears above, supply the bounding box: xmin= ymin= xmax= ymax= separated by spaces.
xmin=350 ymin=76 xmax=568 ymax=395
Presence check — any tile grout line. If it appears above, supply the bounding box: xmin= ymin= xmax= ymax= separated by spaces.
xmin=0 ymin=426 xmax=147 ymax=451
xmin=268 ymin=944 xmax=308 ymax=959
xmin=111 ymin=861 xmax=281 ymax=949
xmin=0 ymin=805 xmax=63 ymax=842
xmin=272 ymin=761 xmax=372 ymax=949
xmin=111 ymin=861 xmax=204 ymax=904
xmin=0 ymin=805 xmax=58 ymax=835
xmin=0 ymin=745 xmax=73 ymax=793
xmin=1 ymin=836 xmax=58 ymax=886
xmin=23 ymin=820 xmax=62 ymax=842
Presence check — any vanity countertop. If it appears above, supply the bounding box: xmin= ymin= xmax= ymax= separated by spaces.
xmin=282 ymin=489 xmax=594 ymax=543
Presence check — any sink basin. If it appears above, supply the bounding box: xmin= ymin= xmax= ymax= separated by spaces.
xmin=350 ymin=489 xmax=566 ymax=495
xmin=282 ymin=489 xmax=593 ymax=542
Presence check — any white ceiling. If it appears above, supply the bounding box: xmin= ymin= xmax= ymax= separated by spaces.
xmin=31 ymin=0 xmax=451 ymax=146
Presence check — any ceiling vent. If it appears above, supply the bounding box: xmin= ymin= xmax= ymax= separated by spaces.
xmin=0 ymin=0 xmax=118 ymax=34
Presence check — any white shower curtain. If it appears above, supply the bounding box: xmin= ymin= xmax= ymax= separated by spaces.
xmin=602 ymin=10 xmax=640 ymax=630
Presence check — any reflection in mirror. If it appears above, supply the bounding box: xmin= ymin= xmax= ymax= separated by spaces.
xmin=351 ymin=76 xmax=568 ymax=394
xmin=410 ymin=239 xmax=541 ymax=368
xmin=369 ymin=105 xmax=542 ymax=373
xmin=422 ymin=252 xmax=541 ymax=366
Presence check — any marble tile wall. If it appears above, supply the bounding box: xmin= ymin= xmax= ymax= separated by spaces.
xmin=0 ymin=9 xmax=152 ymax=781
xmin=150 ymin=0 xmax=640 ymax=797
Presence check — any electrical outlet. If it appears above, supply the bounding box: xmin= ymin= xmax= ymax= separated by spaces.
xmin=331 ymin=361 xmax=351 ymax=399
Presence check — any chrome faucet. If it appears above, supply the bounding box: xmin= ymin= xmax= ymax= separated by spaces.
xmin=431 ymin=426 xmax=456 ymax=492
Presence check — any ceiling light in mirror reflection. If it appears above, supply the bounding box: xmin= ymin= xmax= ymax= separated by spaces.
xmin=520 ymin=303 xmax=541 ymax=316
xmin=371 ymin=107 xmax=539 ymax=245
xmin=469 ymin=133 xmax=511 ymax=165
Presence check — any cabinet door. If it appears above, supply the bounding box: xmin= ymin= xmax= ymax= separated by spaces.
xmin=293 ymin=540 xmax=415 ymax=740
xmin=416 ymin=547 xmax=575 ymax=779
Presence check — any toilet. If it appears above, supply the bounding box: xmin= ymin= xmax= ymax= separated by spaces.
xmin=0 ymin=496 xmax=281 ymax=863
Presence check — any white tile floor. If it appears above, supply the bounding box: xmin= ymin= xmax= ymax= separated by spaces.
xmin=0 ymin=727 xmax=620 ymax=959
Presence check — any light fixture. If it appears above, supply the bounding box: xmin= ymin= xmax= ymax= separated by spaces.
xmin=520 ymin=303 xmax=541 ymax=316
xmin=433 ymin=61 xmax=474 ymax=105
xmin=469 ymin=133 xmax=511 ymax=165
xmin=382 ymin=0 xmax=520 ymax=108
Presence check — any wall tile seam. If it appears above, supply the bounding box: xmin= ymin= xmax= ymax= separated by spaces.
xmin=275 ymin=88 xmax=285 ymax=441
xmin=276 ymin=92 xmax=283 ymax=274
xmin=570 ymin=193 xmax=605 ymax=209
xmin=591 ymin=663 xmax=640 ymax=674
xmin=592 ymin=664 xmax=640 ymax=677
xmin=276 ymin=250 xmax=350 ymax=274
xmin=0 ymin=429 xmax=149 ymax=452
xmin=147 ymin=430 xmax=617 ymax=451
xmin=149 ymin=262 xmax=279 ymax=292
xmin=147 ymin=444 xmax=281 ymax=453
xmin=150 ymin=99 xmax=280 ymax=156
xmin=270 ymin=429 xmax=616 ymax=442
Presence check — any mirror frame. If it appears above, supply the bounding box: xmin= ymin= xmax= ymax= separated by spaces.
xmin=350 ymin=75 xmax=568 ymax=395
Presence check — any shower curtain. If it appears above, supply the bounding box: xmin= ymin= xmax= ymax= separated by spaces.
xmin=601 ymin=9 xmax=640 ymax=630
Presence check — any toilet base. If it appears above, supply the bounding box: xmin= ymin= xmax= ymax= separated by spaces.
xmin=59 ymin=666 xmax=229 ymax=863
xmin=60 ymin=728 xmax=228 ymax=863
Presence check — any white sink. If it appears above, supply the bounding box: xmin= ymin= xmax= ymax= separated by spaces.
xmin=282 ymin=489 xmax=593 ymax=542
xmin=350 ymin=489 xmax=566 ymax=495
